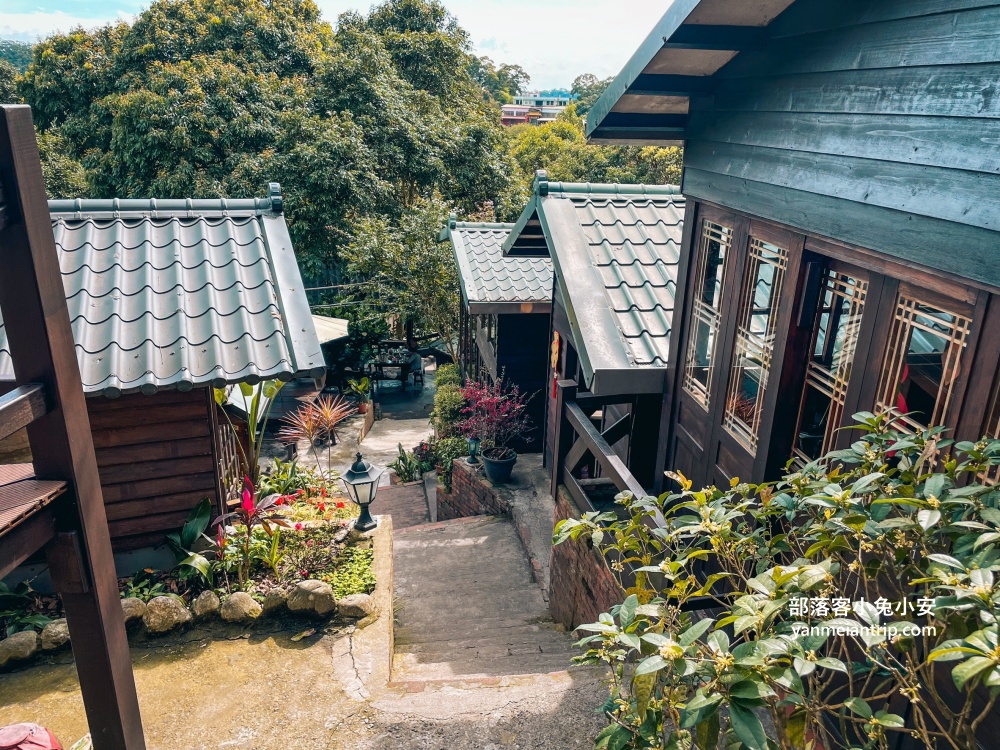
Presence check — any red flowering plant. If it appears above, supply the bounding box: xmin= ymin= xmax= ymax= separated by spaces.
xmin=214 ymin=476 xmax=290 ymax=586
xmin=456 ymin=376 xmax=532 ymax=461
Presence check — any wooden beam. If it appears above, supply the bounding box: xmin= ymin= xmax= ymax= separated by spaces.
xmin=0 ymin=382 xmax=48 ymax=442
xmin=601 ymin=413 xmax=632 ymax=447
xmin=0 ymin=105 xmax=146 ymax=749
xmin=0 ymin=504 xmax=56 ymax=580
xmin=629 ymin=74 xmax=716 ymax=96
xmin=665 ymin=24 xmax=767 ymax=51
xmin=596 ymin=112 xmax=688 ymax=129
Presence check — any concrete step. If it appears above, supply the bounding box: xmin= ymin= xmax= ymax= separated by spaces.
xmin=392 ymin=516 xmax=581 ymax=682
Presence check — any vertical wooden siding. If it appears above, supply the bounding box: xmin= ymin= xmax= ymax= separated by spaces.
xmin=88 ymin=389 xmax=217 ymax=549
xmin=682 ymin=0 xmax=1000 ymax=287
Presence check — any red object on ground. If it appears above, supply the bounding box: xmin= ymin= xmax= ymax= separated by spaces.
xmin=0 ymin=724 xmax=62 ymax=750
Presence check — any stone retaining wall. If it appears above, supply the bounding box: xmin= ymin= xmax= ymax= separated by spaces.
xmin=548 ymin=487 xmax=624 ymax=631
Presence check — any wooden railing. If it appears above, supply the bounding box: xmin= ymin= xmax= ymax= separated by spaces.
xmin=551 ymin=379 xmax=648 ymax=513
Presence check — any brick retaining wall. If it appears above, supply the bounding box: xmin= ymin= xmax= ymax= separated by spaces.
xmin=437 ymin=460 xmax=509 ymax=519
xmin=549 ymin=486 xmax=625 ymax=631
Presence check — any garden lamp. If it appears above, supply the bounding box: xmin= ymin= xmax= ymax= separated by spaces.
xmin=342 ymin=452 xmax=385 ymax=532
xmin=467 ymin=436 xmax=481 ymax=465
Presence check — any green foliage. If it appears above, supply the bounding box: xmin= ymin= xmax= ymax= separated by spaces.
xmin=323 ymin=545 xmax=376 ymax=599
xmin=434 ymin=363 xmax=461 ymax=388
xmin=571 ymin=73 xmax=612 ymax=117
xmin=120 ymin=569 xmax=168 ymax=603
xmin=555 ymin=413 xmax=1000 ymax=750
xmin=0 ymin=40 xmax=33 ymax=72
xmin=471 ymin=56 xmax=530 ymax=103
xmin=18 ymin=0 xmax=520 ymax=276
xmin=347 ymin=377 xmax=371 ymax=402
xmin=214 ymin=379 xmax=284 ymax=483
xmin=258 ymin=459 xmax=316 ymax=497
xmin=36 ymin=128 xmax=89 ymax=198
xmin=432 ymin=383 xmax=466 ymax=437
xmin=340 ymin=195 xmax=461 ymax=359
xmin=505 ymin=105 xmax=682 ymax=194
xmin=0 ymin=60 xmax=18 ymax=104
xmin=0 ymin=581 xmax=51 ymax=636
xmin=165 ymin=497 xmax=214 ymax=585
xmin=431 ymin=435 xmax=468 ymax=492
xmin=389 ymin=443 xmax=423 ymax=483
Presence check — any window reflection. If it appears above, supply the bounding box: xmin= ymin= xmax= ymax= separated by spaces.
xmin=793 ymin=271 xmax=867 ymax=465
xmin=723 ymin=237 xmax=788 ymax=451
xmin=684 ymin=221 xmax=732 ymax=408
xmin=875 ymin=296 xmax=970 ymax=435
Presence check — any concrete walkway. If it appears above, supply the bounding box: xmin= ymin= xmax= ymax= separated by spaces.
xmin=392 ymin=516 xmax=575 ymax=682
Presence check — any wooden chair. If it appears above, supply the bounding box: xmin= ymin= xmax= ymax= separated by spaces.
xmin=0 ymin=106 xmax=145 ymax=748
xmin=411 ymin=359 xmax=425 ymax=388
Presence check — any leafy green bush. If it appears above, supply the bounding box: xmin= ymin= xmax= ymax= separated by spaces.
xmin=555 ymin=412 xmax=1000 ymax=750
xmin=435 ymin=363 xmax=461 ymax=388
xmin=432 ymin=383 xmax=466 ymax=437
xmin=323 ymin=546 xmax=376 ymax=599
xmin=390 ymin=443 xmax=423 ymax=483
xmin=434 ymin=436 xmax=470 ymax=492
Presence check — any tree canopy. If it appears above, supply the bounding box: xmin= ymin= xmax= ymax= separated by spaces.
xmin=16 ymin=0 xmax=521 ymax=280
xmin=0 ymin=41 xmax=32 ymax=72
xmin=506 ymin=106 xmax=682 ymax=189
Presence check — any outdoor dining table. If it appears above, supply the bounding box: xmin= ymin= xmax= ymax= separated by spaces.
xmin=369 ymin=357 xmax=413 ymax=390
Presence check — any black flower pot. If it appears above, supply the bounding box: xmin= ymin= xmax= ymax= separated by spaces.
xmin=482 ymin=450 xmax=517 ymax=483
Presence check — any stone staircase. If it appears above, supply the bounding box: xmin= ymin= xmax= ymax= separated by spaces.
xmin=391 ymin=515 xmax=578 ymax=684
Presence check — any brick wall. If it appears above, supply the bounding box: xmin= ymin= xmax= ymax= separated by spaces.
xmin=437 ymin=460 xmax=509 ymax=519
xmin=549 ymin=486 xmax=625 ymax=631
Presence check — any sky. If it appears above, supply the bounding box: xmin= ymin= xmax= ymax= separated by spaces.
xmin=0 ymin=0 xmax=666 ymax=89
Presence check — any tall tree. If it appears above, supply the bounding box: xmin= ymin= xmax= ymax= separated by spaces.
xmin=0 ymin=60 xmax=18 ymax=104
xmin=17 ymin=0 xmax=520 ymax=277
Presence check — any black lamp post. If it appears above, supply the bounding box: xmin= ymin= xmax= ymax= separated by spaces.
xmin=341 ymin=452 xmax=385 ymax=532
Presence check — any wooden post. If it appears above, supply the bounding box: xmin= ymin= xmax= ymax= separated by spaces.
xmin=629 ymin=393 xmax=663 ymax=491
xmin=0 ymin=106 xmax=145 ymax=749
xmin=550 ymin=379 xmax=577 ymax=498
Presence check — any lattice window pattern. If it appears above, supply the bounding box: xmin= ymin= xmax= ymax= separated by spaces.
xmin=683 ymin=221 xmax=732 ymax=408
xmin=874 ymin=295 xmax=971 ymax=436
xmin=723 ymin=236 xmax=789 ymax=451
xmin=792 ymin=270 xmax=868 ymax=466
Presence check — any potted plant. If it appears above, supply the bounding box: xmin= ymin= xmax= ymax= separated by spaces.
xmin=347 ymin=377 xmax=371 ymax=414
xmin=456 ymin=377 xmax=531 ymax=483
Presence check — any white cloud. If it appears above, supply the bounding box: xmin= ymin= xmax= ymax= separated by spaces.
xmin=1 ymin=1 xmax=667 ymax=89
xmin=315 ymin=0 xmax=667 ymax=89
xmin=0 ymin=11 xmax=135 ymax=42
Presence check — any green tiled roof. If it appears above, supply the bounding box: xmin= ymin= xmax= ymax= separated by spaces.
xmin=0 ymin=186 xmax=325 ymax=397
xmin=505 ymin=171 xmax=685 ymax=395
xmin=442 ymin=217 xmax=553 ymax=313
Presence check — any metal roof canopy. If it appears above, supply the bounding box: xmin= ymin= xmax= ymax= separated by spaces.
xmin=503 ymin=172 xmax=684 ymax=397
xmin=0 ymin=183 xmax=326 ymax=397
xmin=585 ymin=0 xmax=797 ymax=144
xmin=442 ymin=216 xmax=553 ymax=314
xmin=312 ymin=314 xmax=350 ymax=344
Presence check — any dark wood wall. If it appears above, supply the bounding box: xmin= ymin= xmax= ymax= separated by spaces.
xmin=89 ymin=389 xmax=217 ymax=550
xmin=497 ymin=312 xmax=550 ymax=451
xmin=682 ymin=0 xmax=1000 ymax=287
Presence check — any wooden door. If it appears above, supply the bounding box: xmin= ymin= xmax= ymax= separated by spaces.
xmin=671 ymin=207 xmax=742 ymax=488
xmin=673 ymin=214 xmax=808 ymax=487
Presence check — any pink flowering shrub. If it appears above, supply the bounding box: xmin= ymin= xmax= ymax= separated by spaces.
xmin=456 ymin=377 xmax=531 ymax=460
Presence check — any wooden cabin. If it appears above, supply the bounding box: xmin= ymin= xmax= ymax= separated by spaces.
xmin=574 ymin=0 xmax=1000 ymax=496
xmin=442 ymin=214 xmax=553 ymax=447
xmin=501 ymin=172 xmax=685 ymax=499
xmin=0 ymin=186 xmax=324 ymax=550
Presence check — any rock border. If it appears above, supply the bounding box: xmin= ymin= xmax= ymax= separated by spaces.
xmin=0 ymin=519 xmax=388 ymax=672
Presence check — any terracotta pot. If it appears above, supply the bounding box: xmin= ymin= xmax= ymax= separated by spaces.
xmin=357 ymin=402 xmax=368 ymax=414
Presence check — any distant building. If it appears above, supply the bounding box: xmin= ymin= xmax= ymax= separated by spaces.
xmin=501 ymin=92 xmax=573 ymax=126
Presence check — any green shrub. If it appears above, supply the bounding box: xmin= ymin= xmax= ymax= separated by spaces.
xmin=433 ymin=436 xmax=469 ymax=492
xmin=432 ymin=383 xmax=466 ymax=437
xmin=555 ymin=412 xmax=1000 ymax=750
xmin=435 ymin=363 xmax=461 ymax=388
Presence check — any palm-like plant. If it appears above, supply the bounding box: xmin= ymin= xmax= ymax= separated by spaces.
xmin=278 ymin=395 xmax=356 ymax=478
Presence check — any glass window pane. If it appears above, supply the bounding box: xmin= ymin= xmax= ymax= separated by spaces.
xmin=793 ymin=271 xmax=867 ymax=466
xmin=683 ymin=221 xmax=732 ymax=407
xmin=875 ymin=295 xmax=971 ymax=435
xmin=723 ymin=237 xmax=788 ymax=451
